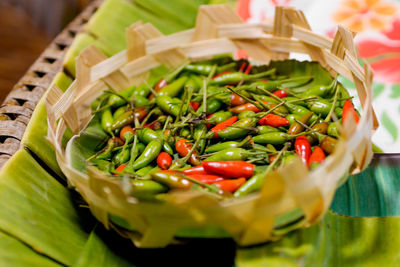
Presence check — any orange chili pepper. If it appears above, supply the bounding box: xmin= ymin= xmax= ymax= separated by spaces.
xmin=157 ymin=152 xmax=173 ymax=170
xmin=115 ymin=164 xmax=127 ymax=172
xmin=308 ymin=146 xmax=325 ymax=166
xmin=342 ymin=100 xmax=359 ymax=125
xmin=230 ymin=93 xmax=247 ymax=106
xmin=210 ymin=116 xmax=238 ymax=137
xmin=119 ymin=126 xmax=135 ymax=140
xmin=258 ymin=114 xmax=289 ymax=127
xmin=215 ymin=178 xmax=246 ymax=193
xmin=175 ymin=138 xmax=200 ymax=165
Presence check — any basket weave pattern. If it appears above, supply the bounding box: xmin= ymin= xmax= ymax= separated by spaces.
xmin=45 ymin=5 xmax=376 ymax=247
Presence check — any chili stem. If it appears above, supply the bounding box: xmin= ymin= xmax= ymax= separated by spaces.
xmin=325 ymin=79 xmax=339 ymax=122
xmin=226 ymin=87 xmax=264 ymax=111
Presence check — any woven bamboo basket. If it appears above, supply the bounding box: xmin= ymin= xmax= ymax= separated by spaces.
xmin=45 ymin=5 xmax=377 ymax=248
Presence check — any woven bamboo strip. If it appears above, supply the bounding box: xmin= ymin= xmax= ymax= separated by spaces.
xmin=46 ymin=4 xmax=376 ymax=248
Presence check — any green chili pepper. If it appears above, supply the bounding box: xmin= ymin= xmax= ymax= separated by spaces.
xmin=337 ymin=84 xmax=350 ymax=107
xmin=308 ymin=122 xmax=329 ymax=144
xmin=210 ymin=69 xmax=275 ymax=85
xmin=308 ymin=98 xmax=342 ymax=117
xmin=91 ymin=159 xmax=112 ymax=173
xmin=107 ymin=86 xmax=136 ymax=108
xmin=205 ymin=141 xmax=240 ymax=153
xmin=135 ymin=165 xmax=154 ymax=176
xmin=132 ymin=84 xmax=150 ymax=98
xmin=327 ymin=121 xmax=340 ymax=138
xmin=190 ymin=74 xmax=203 ymax=89
xmin=158 ymin=76 xmax=188 ymax=97
xmin=234 ymin=143 xmax=289 ymax=197
xmin=204 ymin=148 xmax=259 ymax=161
xmin=184 ymin=76 xmax=200 ymax=93
xmin=194 ymin=124 xmax=207 ymax=154
xmin=137 ymin=128 xmax=173 ymax=155
xmin=198 ymin=98 xmax=223 ymax=115
xmin=151 ymin=171 xmax=192 ymax=189
xmin=206 ymin=111 xmax=233 ymax=125
xmin=156 ymin=95 xmax=182 ymax=117
xmin=300 ymin=79 xmax=336 ymax=98
xmin=113 ymin=106 xmax=127 ymax=120
xmin=114 ymin=148 xmax=130 ymax=165
xmin=253 ymin=132 xmax=306 ymax=145
xmin=281 ymin=153 xmax=297 ymax=166
xmin=285 ymin=114 xmax=301 ymax=126
xmin=131 ymin=140 xmax=162 ymax=170
xmin=130 ymin=180 xmax=168 ymax=200
xmin=288 ymin=112 xmax=313 ymax=135
xmin=238 ymin=110 xmax=256 ymax=120
xmin=285 ymin=103 xmax=319 ymax=123
xmin=257 ymin=125 xmax=282 ymax=134
xmin=217 ymin=117 xmax=257 ymax=139
xmin=101 ymin=108 xmax=114 ymax=133
xmin=179 ymin=127 xmax=191 ymax=139
xmin=281 ymin=97 xmax=307 ymax=107
xmin=184 ymin=62 xmax=236 ymax=75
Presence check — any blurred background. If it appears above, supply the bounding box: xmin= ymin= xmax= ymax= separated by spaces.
xmin=0 ymin=0 xmax=91 ymax=102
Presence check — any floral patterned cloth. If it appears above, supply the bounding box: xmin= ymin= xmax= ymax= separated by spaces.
xmin=236 ymin=0 xmax=400 ymax=152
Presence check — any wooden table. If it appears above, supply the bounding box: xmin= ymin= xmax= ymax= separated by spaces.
xmin=0 ymin=1 xmax=102 ymax=167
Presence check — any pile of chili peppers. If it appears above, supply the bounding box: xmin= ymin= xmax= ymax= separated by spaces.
xmin=88 ymin=57 xmax=359 ymax=200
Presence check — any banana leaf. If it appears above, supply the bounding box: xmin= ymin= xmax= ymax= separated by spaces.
xmin=21 ymin=72 xmax=73 ymax=178
xmin=235 ymin=153 xmax=400 ymax=266
xmin=0 ymin=231 xmax=60 ymax=267
xmin=0 ymin=149 xmax=89 ymax=266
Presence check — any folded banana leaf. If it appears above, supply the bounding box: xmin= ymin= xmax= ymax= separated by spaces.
xmin=235 ymin=154 xmax=400 ymax=267
xmin=21 ymin=72 xmax=73 ymax=178
xmin=0 ymin=149 xmax=88 ymax=266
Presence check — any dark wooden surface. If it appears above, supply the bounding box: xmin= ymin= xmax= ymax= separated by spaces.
xmin=0 ymin=2 xmax=51 ymax=103
xmin=0 ymin=1 xmax=101 ymax=166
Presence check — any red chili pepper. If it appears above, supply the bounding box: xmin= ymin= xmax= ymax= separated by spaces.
xmin=183 ymin=165 xmax=208 ymax=175
xmin=244 ymin=64 xmax=252 ymax=74
xmin=212 ymin=71 xmax=232 ymax=80
xmin=210 ymin=116 xmax=238 ymax=137
xmin=203 ymin=161 xmax=254 ymax=178
xmin=308 ymin=146 xmax=325 ymax=166
xmin=157 ymin=152 xmax=173 ymax=170
xmin=189 ymin=102 xmax=200 ymax=111
xmin=215 ymin=178 xmax=246 ymax=193
xmin=186 ymin=174 xmax=225 ymax=184
xmin=258 ymin=114 xmax=289 ymax=127
xmin=239 ymin=62 xmax=247 ymax=72
xmin=119 ymin=126 xmax=135 ymax=140
xmin=273 ymin=89 xmax=289 ymax=98
xmin=295 ymin=136 xmax=312 ymax=165
xmin=342 ymin=100 xmax=359 ymax=125
xmin=262 ymin=80 xmax=269 ymax=83
xmin=115 ymin=164 xmax=126 ymax=172
xmin=175 ymin=138 xmax=200 ymax=165
xmin=230 ymin=93 xmax=247 ymax=106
